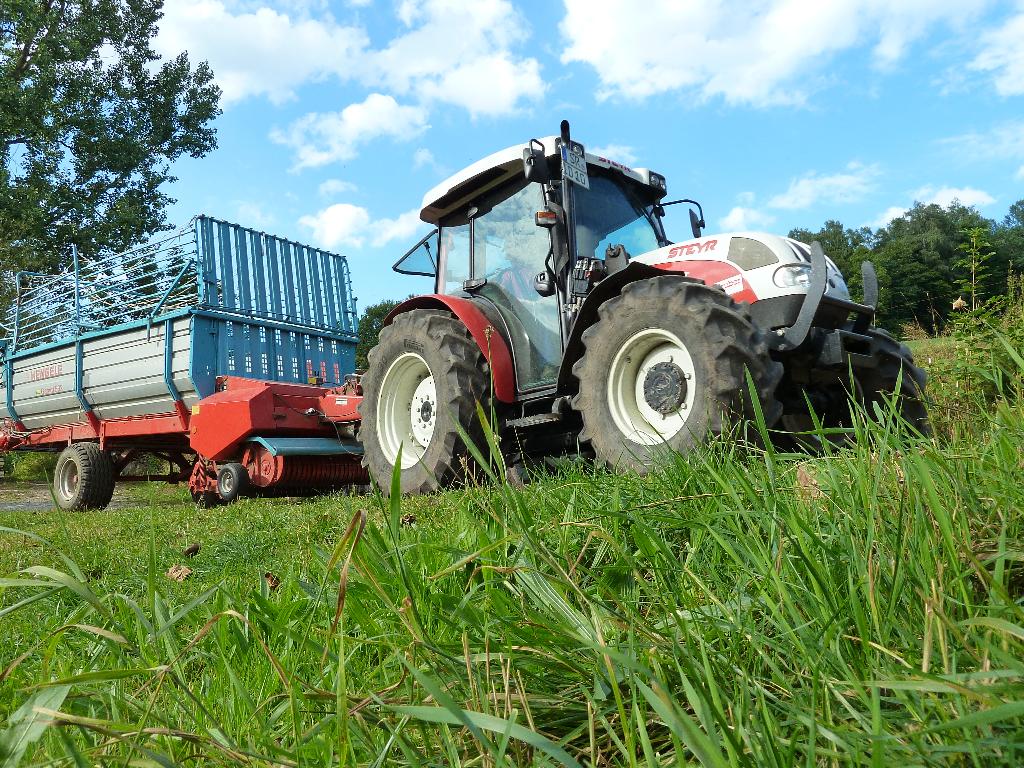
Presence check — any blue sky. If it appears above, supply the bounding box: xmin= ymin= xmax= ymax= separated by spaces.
xmin=156 ymin=0 xmax=1024 ymax=310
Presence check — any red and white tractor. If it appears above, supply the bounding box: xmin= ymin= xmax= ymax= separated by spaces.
xmin=360 ymin=122 xmax=927 ymax=493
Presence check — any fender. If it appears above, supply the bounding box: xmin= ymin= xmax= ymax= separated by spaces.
xmin=384 ymin=295 xmax=516 ymax=403
xmin=556 ymin=262 xmax=663 ymax=392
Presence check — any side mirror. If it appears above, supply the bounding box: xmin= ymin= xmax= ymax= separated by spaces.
xmin=522 ymin=138 xmax=551 ymax=184
xmin=534 ymin=270 xmax=555 ymax=297
xmin=689 ymin=208 xmax=705 ymax=239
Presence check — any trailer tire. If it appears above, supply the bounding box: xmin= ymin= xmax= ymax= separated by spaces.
xmin=53 ymin=443 xmax=115 ymax=511
xmin=217 ymin=463 xmax=251 ymax=502
xmin=360 ymin=309 xmax=492 ymax=495
xmin=573 ymin=276 xmax=783 ymax=473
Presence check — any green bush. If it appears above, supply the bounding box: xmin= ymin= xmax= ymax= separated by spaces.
xmin=940 ymin=272 xmax=1024 ymax=405
xmin=6 ymin=451 xmax=58 ymax=482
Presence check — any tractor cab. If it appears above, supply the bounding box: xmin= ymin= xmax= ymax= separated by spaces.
xmin=394 ymin=122 xmax=675 ymax=395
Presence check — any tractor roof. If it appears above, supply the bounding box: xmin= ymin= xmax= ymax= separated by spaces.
xmin=419 ymin=137 xmax=656 ymax=224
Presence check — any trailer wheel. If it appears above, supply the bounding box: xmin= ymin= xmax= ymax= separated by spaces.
xmin=360 ymin=309 xmax=492 ymax=495
xmin=573 ymin=276 xmax=783 ymax=473
xmin=217 ymin=463 xmax=251 ymax=502
xmin=53 ymin=443 xmax=115 ymax=511
xmin=859 ymin=328 xmax=930 ymax=435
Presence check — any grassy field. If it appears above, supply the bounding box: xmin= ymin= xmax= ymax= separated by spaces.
xmin=1 ymin=345 xmax=1023 ymax=766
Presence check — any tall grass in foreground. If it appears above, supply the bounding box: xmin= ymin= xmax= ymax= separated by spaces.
xmin=2 ymin=385 xmax=1024 ymax=764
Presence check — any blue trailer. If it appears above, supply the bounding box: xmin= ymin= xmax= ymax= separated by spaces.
xmin=0 ymin=216 xmax=364 ymax=508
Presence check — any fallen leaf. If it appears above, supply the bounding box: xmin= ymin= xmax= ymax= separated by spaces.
xmin=166 ymin=564 xmax=192 ymax=582
xmin=264 ymin=572 xmax=280 ymax=591
xmin=182 ymin=542 xmax=201 ymax=557
xmin=796 ymin=464 xmax=823 ymax=501
xmin=400 ymin=513 xmax=417 ymax=527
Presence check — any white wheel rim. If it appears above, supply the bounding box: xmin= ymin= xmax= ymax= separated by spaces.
xmin=57 ymin=457 xmax=79 ymax=501
xmin=607 ymin=328 xmax=697 ymax=446
xmin=376 ymin=352 xmax=436 ymax=469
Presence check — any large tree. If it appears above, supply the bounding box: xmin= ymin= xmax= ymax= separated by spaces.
xmin=1 ymin=0 xmax=220 ymax=314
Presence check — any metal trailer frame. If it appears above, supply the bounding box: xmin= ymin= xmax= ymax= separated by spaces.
xmin=0 ymin=216 xmax=364 ymax=498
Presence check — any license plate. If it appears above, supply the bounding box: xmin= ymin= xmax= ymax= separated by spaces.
xmin=561 ymin=144 xmax=589 ymax=189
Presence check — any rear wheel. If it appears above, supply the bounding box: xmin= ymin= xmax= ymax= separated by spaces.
xmin=573 ymin=276 xmax=782 ymax=472
xmin=360 ymin=309 xmax=493 ymax=495
xmin=53 ymin=443 xmax=115 ymax=510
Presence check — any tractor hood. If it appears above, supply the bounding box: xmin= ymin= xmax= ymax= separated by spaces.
xmin=632 ymin=231 xmax=851 ymax=304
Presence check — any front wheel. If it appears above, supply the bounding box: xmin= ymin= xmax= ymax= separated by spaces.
xmin=53 ymin=443 xmax=115 ymax=510
xmin=573 ymin=276 xmax=782 ymax=472
xmin=359 ymin=309 xmax=493 ymax=495
xmin=217 ymin=463 xmax=251 ymax=502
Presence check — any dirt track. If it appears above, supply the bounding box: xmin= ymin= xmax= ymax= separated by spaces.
xmin=0 ymin=482 xmax=131 ymax=512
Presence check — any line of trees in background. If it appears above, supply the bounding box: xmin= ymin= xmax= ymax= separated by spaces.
xmin=790 ymin=199 xmax=1024 ymax=335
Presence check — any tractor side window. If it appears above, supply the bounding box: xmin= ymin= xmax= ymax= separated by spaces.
xmin=473 ymin=182 xmax=551 ymax=289
xmin=441 ymin=224 xmax=471 ymax=294
xmin=472 ymin=181 xmax=561 ymax=390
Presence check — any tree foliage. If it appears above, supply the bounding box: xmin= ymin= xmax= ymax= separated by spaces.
xmin=356 ymin=299 xmax=402 ymax=370
xmin=790 ymin=199 xmax=1024 ymax=335
xmin=0 ymin=0 xmax=221 ymax=311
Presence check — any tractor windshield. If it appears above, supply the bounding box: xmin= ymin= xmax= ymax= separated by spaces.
xmin=573 ymin=174 xmax=662 ymax=262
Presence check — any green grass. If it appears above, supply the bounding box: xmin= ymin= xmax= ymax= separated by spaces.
xmin=2 ymin=351 xmax=1023 ymax=765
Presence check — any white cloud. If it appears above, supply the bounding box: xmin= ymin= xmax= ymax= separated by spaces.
xmin=1017 ymin=165 xmax=1024 ymax=181
xmin=299 ymin=205 xmax=425 ymax=250
xmin=299 ymin=204 xmax=372 ymax=248
xmin=234 ymin=201 xmax=276 ymax=228
xmin=969 ymin=11 xmax=1024 ymax=96
xmin=942 ymin=121 xmax=1024 ymax=164
xmin=868 ymin=205 xmax=909 ymax=228
xmin=559 ymin=0 xmax=984 ymax=106
xmin=912 ymin=185 xmax=995 ymax=208
xmin=364 ymin=0 xmax=544 ymax=116
xmin=156 ymin=0 xmax=367 ymax=104
xmin=371 ymin=209 xmax=426 ymax=247
xmin=720 ymin=206 xmax=777 ymax=231
xmin=869 ymin=184 xmax=996 ymax=229
xmin=417 ymin=53 xmax=544 ymax=117
xmin=318 ymin=179 xmax=357 ymax=197
xmin=271 ymin=93 xmax=429 ymax=169
xmin=768 ymin=162 xmax=880 ymax=210
xmin=158 ymin=0 xmax=544 ymax=118
xmin=413 ymin=148 xmax=436 ymax=170
xmin=589 ymin=144 xmax=639 ymax=166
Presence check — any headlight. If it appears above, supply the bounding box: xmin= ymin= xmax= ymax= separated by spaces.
xmin=773 ymin=263 xmax=811 ymax=289
xmin=648 ymin=172 xmax=666 ymax=192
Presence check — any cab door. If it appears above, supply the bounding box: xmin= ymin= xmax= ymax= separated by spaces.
xmin=440 ymin=180 xmax=562 ymax=392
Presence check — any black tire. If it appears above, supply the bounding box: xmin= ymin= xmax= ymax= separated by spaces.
xmin=858 ymin=328 xmax=930 ymax=435
xmin=572 ymin=276 xmax=783 ymax=472
xmin=53 ymin=443 xmax=115 ymax=510
xmin=359 ymin=309 xmax=492 ymax=495
xmin=216 ymin=463 xmax=251 ymax=502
